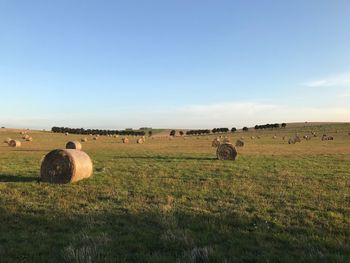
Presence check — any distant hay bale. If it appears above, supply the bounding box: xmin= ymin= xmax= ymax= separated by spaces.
xmin=272 ymin=135 xmax=277 ymax=139
xmin=22 ymin=134 xmax=30 ymax=140
xmin=93 ymin=137 xmax=98 ymax=141
xmin=212 ymin=138 xmax=220 ymax=147
xmin=251 ymin=136 xmax=255 ymax=139
xmin=8 ymin=140 xmax=21 ymax=147
xmin=217 ymin=143 xmax=237 ymax=161
xmin=40 ymin=149 xmax=93 ymax=184
xmin=114 ymin=135 xmax=119 ymax=138
xmin=322 ymin=135 xmax=334 ymax=141
xmin=122 ymin=137 xmax=129 ymax=143
xmin=235 ymin=139 xmax=244 ymax=147
xmin=65 ymin=132 xmax=69 ymax=136
xmin=26 ymin=137 xmax=33 ymax=142
xmin=240 ymin=136 xmax=244 ymax=140
xmin=288 ymin=135 xmax=301 ymax=144
xmin=81 ymin=138 xmax=88 ymax=142
xmin=137 ymin=138 xmax=144 ymax=144
xmin=66 ymin=141 xmax=82 ymax=150
xmin=303 ymin=135 xmax=311 ymax=141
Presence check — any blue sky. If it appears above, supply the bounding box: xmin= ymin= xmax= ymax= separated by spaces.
xmin=1 ymin=0 xmax=350 ymax=129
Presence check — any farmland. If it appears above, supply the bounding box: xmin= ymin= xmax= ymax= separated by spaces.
xmin=0 ymin=123 xmax=349 ymax=262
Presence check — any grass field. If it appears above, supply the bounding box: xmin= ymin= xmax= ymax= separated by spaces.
xmin=0 ymin=123 xmax=349 ymax=262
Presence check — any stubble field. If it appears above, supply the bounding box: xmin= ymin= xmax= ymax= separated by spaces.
xmin=0 ymin=123 xmax=349 ymax=262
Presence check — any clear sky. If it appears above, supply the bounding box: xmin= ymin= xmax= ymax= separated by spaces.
xmin=1 ymin=0 xmax=350 ymax=129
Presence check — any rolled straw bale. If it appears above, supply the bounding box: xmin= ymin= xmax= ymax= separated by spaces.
xmin=217 ymin=143 xmax=237 ymax=161
xmin=93 ymin=137 xmax=98 ymax=141
xmin=26 ymin=137 xmax=33 ymax=142
xmin=40 ymin=149 xmax=93 ymax=184
xmin=8 ymin=140 xmax=21 ymax=147
xmin=212 ymin=138 xmax=220 ymax=147
xmin=22 ymin=134 xmax=30 ymax=140
xmin=4 ymin=138 xmax=11 ymax=144
xmin=66 ymin=141 xmax=82 ymax=150
xmin=122 ymin=137 xmax=129 ymax=143
xmin=235 ymin=139 xmax=244 ymax=147
xmin=81 ymin=138 xmax=88 ymax=142
xmin=65 ymin=132 xmax=69 ymax=136
xmin=137 ymin=138 xmax=144 ymax=144
xmin=272 ymin=135 xmax=277 ymax=139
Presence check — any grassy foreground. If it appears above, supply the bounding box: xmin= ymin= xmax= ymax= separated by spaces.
xmin=0 ymin=123 xmax=349 ymax=262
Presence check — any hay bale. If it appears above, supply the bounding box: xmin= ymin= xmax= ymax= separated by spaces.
xmin=217 ymin=143 xmax=237 ymax=160
xmin=65 ymin=132 xmax=69 ymax=136
xmin=3 ymin=138 xmax=11 ymax=144
xmin=81 ymin=138 xmax=88 ymax=142
xmin=122 ymin=137 xmax=129 ymax=143
xmin=40 ymin=149 xmax=93 ymax=184
xmin=251 ymin=136 xmax=255 ymax=139
xmin=93 ymin=137 xmax=98 ymax=141
xmin=8 ymin=140 xmax=21 ymax=147
xmin=272 ymin=135 xmax=277 ymax=139
xmin=66 ymin=141 xmax=82 ymax=150
xmin=212 ymin=138 xmax=221 ymax=147
xmin=137 ymin=138 xmax=144 ymax=144
xmin=26 ymin=137 xmax=33 ymax=142
xmin=288 ymin=135 xmax=301 ymax=144
xmin=235 ymin=139 xmax=244 ymax=147
xmin=22 ymin=134 xmax=30 ymax=140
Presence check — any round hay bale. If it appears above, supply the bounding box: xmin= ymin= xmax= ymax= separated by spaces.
xmin=212 ymin=138 xmax=221 ymax=147
xmin=272 ymin=135 xmax=277 ymax=139
xmin=93 ymin=137 xmax=98 ymax=141
xmin=26 ymin=137 xmax=33 ymax=142
xmin=65 ymin=132 xmax=69 ymax=136
xmin=235 ymin=139 xmax=244 ymax=147
xmin=81 ymin=138 xmax=88 ymax=142
xmin=122 ymin=137 xmax=129 ymax=143
xmin=251 ymin=136 xmax=255 ymax=139
xmin=66 ymin=141 xmax=82 ymax=150
xmin=137 ymin=138 xmax=144 ymax=144
xmin=8 ymin=140 xmax=21 ymax=147
xmin=40 ymin=149 xmax=93 ymax=184
xmin=22 ymin=134 xmax=30 ymax=140
xmin=288 ymin=137 xmax=295 ymax=144
xmin=114 ymin=135 xmax=119 ymax=138
xmin=217 ymin=143 xmax=237 ymax=161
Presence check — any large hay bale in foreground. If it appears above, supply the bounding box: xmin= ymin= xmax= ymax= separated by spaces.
xmin=235 ymin=139 xmax=244 ymax=147
xmin=212 ymin=138 xmax=220 ymax=147
xmin=8 ymin=140 xmax=21 ymax=147
xmin=41 ymin=149 xmax=93 ymax=184
xmin=66 ymin=141 xmax=82 ymax=150
xmin=217 ymin=143 xmax=237 ymax=160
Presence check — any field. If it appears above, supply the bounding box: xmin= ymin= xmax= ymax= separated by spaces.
xmin=0 ymin=123 xmax=349 ymax=262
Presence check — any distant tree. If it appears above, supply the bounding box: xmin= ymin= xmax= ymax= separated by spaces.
xmin=242 ymin=127 xmax=249 ymax=132
xmin=281 ymin=123 xmax=287 ymax=128
xmin=148 ymin=131 xmax=153 ymax=137
xmin=179 ymin=130 xmax=184 ymax=136
xmin=231 ymin=127 xmax=237 ymax=133
xmin=170 ymin=130 xmax=176 ymax=136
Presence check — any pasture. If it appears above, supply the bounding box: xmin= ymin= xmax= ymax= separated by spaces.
xmin=0 ymin=123 xmax=349 ymax=262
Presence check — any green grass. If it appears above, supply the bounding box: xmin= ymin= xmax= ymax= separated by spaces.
xmin=0 ymin=123 xmax=349 ymax=262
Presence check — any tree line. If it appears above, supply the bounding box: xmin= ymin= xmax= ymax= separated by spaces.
xmin=254 ymin=123 xmax=287 ymax=130
xmin=51 ymin=127 xmax=146 ymax=136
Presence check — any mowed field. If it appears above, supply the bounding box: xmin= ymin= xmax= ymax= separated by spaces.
xmin=0 ymin=123 xmax=349 ymax=262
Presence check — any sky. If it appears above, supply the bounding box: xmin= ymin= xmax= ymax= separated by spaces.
xmin=0 ymin=0 xmax=350 ymax=129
